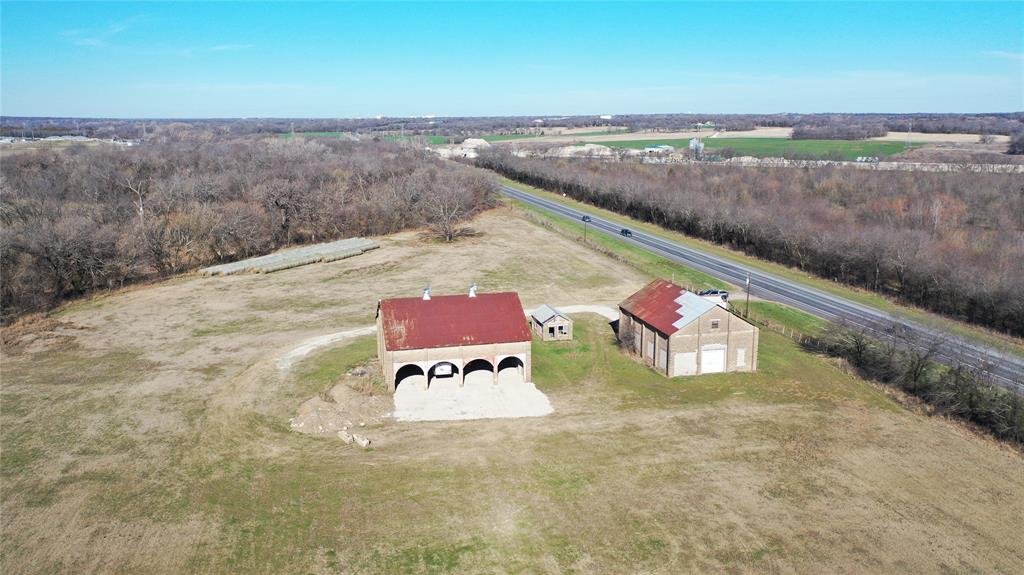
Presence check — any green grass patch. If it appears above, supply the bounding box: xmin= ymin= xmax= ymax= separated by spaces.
xmin=594 ymin=137 xmax=918 ymax=160
xmin=746 ymin=301 xmax=828 ymax=337
xmin=533 ymin=314 xmax=894 ymax=410
xmin=293 ymin=335 xmax=378 ymax=397
xmin=500 ymin=178 xmax=1024 ymax=358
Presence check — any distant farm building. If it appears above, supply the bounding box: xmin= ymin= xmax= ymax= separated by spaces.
xmin=530 ymin=305 xmax=573 ymax=341
xmin=618 ymin=279 xmax=759 ymax=377
xmin=376 ymin=288 xmax=532 ymax=390
xmin=644 ymin=144 xmax=675 ymax=154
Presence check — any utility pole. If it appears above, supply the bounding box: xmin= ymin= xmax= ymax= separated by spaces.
xmin=745 ymin=272 xmax=751 ymax=317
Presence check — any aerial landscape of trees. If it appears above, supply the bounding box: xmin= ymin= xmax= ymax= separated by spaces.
xmin=0 ymin=137 xmax=496 ymax=322
xmin=478 ymin=151 xmax=1024 ymax=336
xmin=4 ymin=112 xmax=1021 ymax=141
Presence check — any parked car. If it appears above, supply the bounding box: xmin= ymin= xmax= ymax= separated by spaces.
xmin=620 ymin=228 xmax=633 ymax=237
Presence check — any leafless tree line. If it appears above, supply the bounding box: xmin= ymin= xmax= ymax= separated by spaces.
xmin=817 ymin=322 xmax=1024 ymax=444
xmin=478 ymin=151 xmax=1024 ymax=336
xmin=0 ymin=137 xmax=496 ymax=322
xmin=791 ymin=124 xmax=888 ymax=140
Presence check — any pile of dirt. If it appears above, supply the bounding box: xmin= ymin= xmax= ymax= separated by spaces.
xmin=289 ymin=369 xmax=391 ymax=437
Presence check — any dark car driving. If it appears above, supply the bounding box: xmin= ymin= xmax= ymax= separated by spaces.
xmin=620 ymin=228 xmax=633 ymax=237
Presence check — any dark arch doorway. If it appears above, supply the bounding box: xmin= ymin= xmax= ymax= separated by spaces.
xmin=463 ymin=359 xmax=495 ymax=386
xmin=496 ymin=356 xmax=524 ymax=384
xmin=394 ymin=364 xmax=425 ymax=390
xmin=427 ymin=362 xmax=460 ymax=388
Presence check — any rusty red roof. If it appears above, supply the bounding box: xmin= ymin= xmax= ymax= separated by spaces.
xmin=377 ymin=292 xmax=531 ymax=351
xmin=619 ymin=279 xmax=716 ymax=335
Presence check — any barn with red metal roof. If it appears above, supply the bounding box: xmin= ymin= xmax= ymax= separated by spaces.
xmin=376 ymin=287 xmax=532 ymax=390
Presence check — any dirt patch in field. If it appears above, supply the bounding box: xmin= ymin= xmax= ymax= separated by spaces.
xmin=873 ymin=131 xmax=1011 ymax=143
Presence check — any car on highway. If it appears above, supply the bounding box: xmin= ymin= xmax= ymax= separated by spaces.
xmin=620 ymin=228 xmax=633 ymax=237
xmin=581 ymin=215 xmax=592 ymax=223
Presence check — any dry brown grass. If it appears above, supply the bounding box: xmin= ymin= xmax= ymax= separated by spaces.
xmin=2 ymin=208 xmax=1022 ymax=574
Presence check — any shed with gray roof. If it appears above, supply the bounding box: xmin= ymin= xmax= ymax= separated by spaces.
xmin=530 ymin=304 xmax=573 ymax=341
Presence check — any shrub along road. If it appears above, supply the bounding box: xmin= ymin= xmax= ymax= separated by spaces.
xmin=500 ymin=184 xmax=1024 ymax=392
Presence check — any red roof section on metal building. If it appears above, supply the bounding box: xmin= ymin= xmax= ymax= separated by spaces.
xmin=378 ymin=292 xmax=531 ymax=351
xmin=619 ymin=279 xmax=686 ymax=335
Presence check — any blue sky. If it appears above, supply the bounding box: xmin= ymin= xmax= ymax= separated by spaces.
xmin=2 ymin=1 xmax=1022 ymax=118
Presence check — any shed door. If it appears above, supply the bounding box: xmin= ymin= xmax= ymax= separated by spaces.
xmin=701 ymin=348 xmax=726 ymax=374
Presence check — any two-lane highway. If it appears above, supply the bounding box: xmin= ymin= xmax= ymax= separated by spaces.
xmin=502 ymin=184 xmax=1024 ymax=392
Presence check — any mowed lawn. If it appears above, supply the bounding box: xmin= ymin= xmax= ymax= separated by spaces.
xmin=2 ymin=210 xmax=1022 ymax=574
xmin=595 ymin=137 xmax=916 ymax=160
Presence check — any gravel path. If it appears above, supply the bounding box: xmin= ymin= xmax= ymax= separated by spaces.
xmin=276 ymin=325 xmax=377 ymax=370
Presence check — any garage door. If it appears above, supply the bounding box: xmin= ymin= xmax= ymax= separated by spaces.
xmin=673 ymin=352 xmax=696 ymax=376
xmin=701 ymin=348 xmax=726 ymax=374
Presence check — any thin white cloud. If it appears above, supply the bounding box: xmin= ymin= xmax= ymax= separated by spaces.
xmin=60 ymin=15 xmax=155 ymax=48
xmin=982 ymin=51 xmax=1024 ymax=62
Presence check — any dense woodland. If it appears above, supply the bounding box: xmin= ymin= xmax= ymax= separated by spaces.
xmin=478 ymin=151 xmax=1024 ymax=336
xmin=0 ymin=138 xmax=496 ymax=321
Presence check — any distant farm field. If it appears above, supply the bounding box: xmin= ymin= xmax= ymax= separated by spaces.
xmin=480 ymin=134 xmax=539 ymax=142
xmin=382 ymin=134 xmax=450 ymax=145
xmin=596 ymin=137 xmax=918 ymax=160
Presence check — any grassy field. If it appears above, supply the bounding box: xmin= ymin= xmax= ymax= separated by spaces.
xmin=500 ymin=177 xmax=1024 ymax=358
xmin=2 ymin=209 xmax=1022 ymax=574
xmin=383 ymin=134 xmax=450 ymax=145
xmin=594 ymin=137 xmax=917 ymax=160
